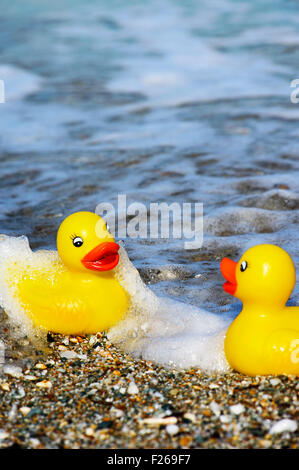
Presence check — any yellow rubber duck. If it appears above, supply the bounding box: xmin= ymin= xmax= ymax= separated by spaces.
xmin=220 ymin=244 xmax=299 ymax=376
xmin=2 ymin=212 xmax=128 ymax=335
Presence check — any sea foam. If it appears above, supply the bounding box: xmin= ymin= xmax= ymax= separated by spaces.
xmin=110 ymin=246 xmax=231 ymax=373
xmin=0 ymin=235 xmax=59 ymax=344
xmin=0 ymin=64 xmax=42 ymax=101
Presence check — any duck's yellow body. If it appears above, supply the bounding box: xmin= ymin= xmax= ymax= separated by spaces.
xmin=221 ymin=244 xmax=299 ymax=376
xmin=14 ymin=263 xmax=128 ymax=335
xmin=3 ymin=212 xmax=128 ymax=335
xmin=225 ymin=304 xmax=299 ymax=376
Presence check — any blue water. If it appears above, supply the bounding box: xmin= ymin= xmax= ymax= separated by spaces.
xmin=0 ymin=0 xmax=299 ymax=322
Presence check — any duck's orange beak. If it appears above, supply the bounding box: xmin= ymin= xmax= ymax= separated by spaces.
xmin=220 ymin=258 xmax=237 ymax=296
xmin=81 ymin=242 xmax=120 ymax=271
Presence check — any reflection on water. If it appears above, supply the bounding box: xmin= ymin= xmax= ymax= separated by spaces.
xmin=0 ymin=0 xmax=299 ymax=362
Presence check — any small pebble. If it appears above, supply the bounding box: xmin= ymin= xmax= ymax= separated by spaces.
xmin=9 ymin=404 xmax=17 ymax=421
xmin=260 ymin=439 xmax=272 ymax=449
xmin=241 ymin=380 xmax=251 ymax=387
xmin=230 ymin=404 xmax=245 ymax=415
xmin=3 ymin=364 xmax=23 ymax=378
xmin=89 ymin=335 xmax=98 ymax=345
xmin=16 ymin=386 xmax=25 ymax=398
xmin=23 ymin=375 xmax=38 ymax=381
xmin=166 ymin=424 xmax=179 ymax=436
xmin=19 ymin=406 xmax=31 ymax=417
xmin=269 ymin=419 xmax=298 ymax=435
xmin=220 ymin=415 xmax=231 ymax=424
xmin=0 ymin=382 xmax=10 ymax=391
xmin=0 ymin=430 xmax=9 ymax=441
xmin=184 ymin=413 xmax=196 ymax=423
xmin=35 ymin=363 xmax=47 ymax=370
xmin=60 ymin=350 xmax=78 ymax=360
xmin=269 ymin=378 xmax=281 ymax=386
xmin=29 ymin=438 xmax=41 ymax=448
xmin=112 ymin=408 xmax=124 ymax=418
xmin=100 ymin=350 xmax=113 ymax=359
xmin=142 ymin=417 xmax=177 ymax=426
xmin=210 ymin=401 xmax=221 ymax=417
xmin=85 ymin=427 xmax=95 ymax=437
xmin=209 ymin=384 xmax=219 ymax=389
xmin=36 ymin=380 xmax=52 ymax=389
xmin=127 ymin=382 xmax=139 ymax=395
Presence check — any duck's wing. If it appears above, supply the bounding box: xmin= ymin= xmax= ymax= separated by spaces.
xmin=0 ymin=240 xmax=91 ymax=335
xmin=14 ymin=270 xmax=91 ymax=334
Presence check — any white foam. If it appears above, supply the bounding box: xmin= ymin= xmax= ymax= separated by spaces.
xmin=0 ymin=64 xmax=42 ymax=101
xmin=109 ymin=246 xmax=231 ymax=373
xmin=0 ymin=235 xmax=59 ymax=343
xmin=105 ymin=1 xmax=289 ymax=108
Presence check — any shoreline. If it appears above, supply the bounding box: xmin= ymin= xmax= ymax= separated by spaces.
xmin=0 ymin=333 xmax=298 ymax=449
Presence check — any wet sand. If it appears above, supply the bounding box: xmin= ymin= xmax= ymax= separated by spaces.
xmin=0 ymin=333 xmax=298 ymax=449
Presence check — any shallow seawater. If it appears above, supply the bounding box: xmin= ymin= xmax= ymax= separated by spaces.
xmin=0 ymin=0 xmax=299 ymax=368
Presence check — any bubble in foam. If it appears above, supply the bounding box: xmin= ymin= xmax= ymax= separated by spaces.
xmin=110 ymin=245 xmax=231 ymax=373
xmin=0 ymin=235 xmax=56 ymax=344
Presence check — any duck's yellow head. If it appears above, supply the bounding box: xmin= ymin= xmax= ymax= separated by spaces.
xmin=220 ymin=244 xmax=296 ymax=306
xmin=57 ymin=211 xmax=119 ymax=273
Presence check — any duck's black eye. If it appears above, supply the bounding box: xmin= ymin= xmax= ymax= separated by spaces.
xmin=240 ymin=261 xmax=248 ymax=272
xmin=73 ymin=236 xmax=83 ymax=247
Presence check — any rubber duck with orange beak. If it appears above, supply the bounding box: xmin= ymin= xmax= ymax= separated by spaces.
xmin=220 ymin=244 xmax=299 ymax=376
xmin=1 ymin=212 xmax=128 ymax=335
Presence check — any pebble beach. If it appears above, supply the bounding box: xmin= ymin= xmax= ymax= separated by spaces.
xmin=0 ymin=332 xmax=298 ymax=449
